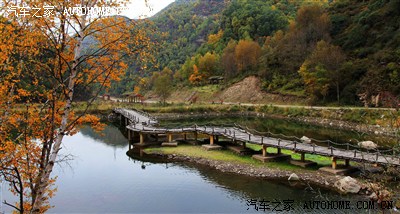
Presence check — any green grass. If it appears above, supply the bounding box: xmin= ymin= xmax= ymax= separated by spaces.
xmin=274 ymin=87 xmax=306 ymax=97
xmin=193 ymin=85 xmax=220 ymax=93
xmin=145 ymin=145 xmax=306 ymax=171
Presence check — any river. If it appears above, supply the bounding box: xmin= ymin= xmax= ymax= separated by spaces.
xmin=1 ymin=123 xmax=376 ymax=213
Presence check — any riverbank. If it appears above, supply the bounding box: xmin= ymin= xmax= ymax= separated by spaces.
xmin=140 ymin=145 xmax=396 ymax=202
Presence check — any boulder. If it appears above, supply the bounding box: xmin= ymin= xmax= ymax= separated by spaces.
xmin=358 ymin=141 xmax=378 ymax=150
xmin=288 ymin=173 xmax=300 ymax=181
xmin=334 ymin=176 xmax=361 ymax=194
xmin=300 ymin=136 xmax=311 ymax=144
xmin=368 ymin=192 xmax=378 ymax=201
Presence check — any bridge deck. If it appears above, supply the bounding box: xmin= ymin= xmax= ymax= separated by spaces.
xmin=114 ymin=108 xmax=400 ymax=167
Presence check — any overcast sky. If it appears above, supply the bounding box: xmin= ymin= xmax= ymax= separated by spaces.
xmin=121 ymin=0 xmax=175 ymax=19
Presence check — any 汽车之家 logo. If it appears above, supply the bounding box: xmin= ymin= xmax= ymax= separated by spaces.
xmin=5 ymin=4 xmax=127 ymax=18
xmin=7 ymin=5 xmax=55 ymax=17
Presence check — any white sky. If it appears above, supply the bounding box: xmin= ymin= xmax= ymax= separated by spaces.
xmin=121 ymin=0 xmax=175 ymax=19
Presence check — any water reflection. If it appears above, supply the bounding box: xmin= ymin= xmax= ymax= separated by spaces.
xmin=80 ymin=124 xmax=129 ymax=148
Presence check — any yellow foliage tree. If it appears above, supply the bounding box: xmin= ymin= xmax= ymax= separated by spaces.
xmin=134 ymin=86 xmax=141 ymax=95
xmin=189 ymin=65 xmax=203 ymax=85
xmin=235 ymin=40 xmax=261 ymax=72
xmin=198 ymin=52 xmax=219 ymax=78
xmin=207 ymin=30 xmax=223 ymax=45
xmin=0 ymin=1 xmax=152 ymax=213
xmin=299 ymin=40 xmax=346 ymax=103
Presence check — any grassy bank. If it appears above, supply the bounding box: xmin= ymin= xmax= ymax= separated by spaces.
xmin=258 ymin=105 xmax=399 ymax=125
xmin=144 ymin=144 xmax=349 ymax=171
xmin=145 ymin=145 xmax=300 ymax=171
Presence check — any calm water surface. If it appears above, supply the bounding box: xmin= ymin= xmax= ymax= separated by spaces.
xmin=2 ymin=124 xmax=372 ymax=213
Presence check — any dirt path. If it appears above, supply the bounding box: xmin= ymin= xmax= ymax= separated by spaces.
xmin=221 ymin=102 xmax=397 ymax=111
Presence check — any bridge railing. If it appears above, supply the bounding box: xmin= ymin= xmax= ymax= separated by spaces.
xmin=131 ymin=108 xmax=158 ymax=123
xmin=117 ymin=108 xmax=400 ymax=165
xmin=113 ymin=108 xmax=158 ymax=126
xmin=234 ymin=123 xmax=400 ymax=163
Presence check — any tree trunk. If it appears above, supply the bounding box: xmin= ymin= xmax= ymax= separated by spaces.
xmin=336 ymin=82 xmax=340 ymax=105
xmin=30 ymin=21 xmax=85 ymax=214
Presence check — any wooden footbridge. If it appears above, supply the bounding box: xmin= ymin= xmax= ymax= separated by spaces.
xmin=113 ymin=108 xmax=400 ymax=171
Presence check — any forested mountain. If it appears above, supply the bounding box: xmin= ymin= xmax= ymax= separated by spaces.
xmin=329 ymin=0 xmax=400 ymax=105
xmin=112 ymin=0 xmax=400 ymax=106
xmin=150 ymin=0 xmax=226 ymax=71
xmin=109 ymin=0 xmax=226 ymax=94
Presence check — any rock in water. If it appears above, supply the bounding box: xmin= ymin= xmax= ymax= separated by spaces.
xmin=300 ymin=136 xmax=311 ymax=144
xmin=358 ymin=141 xmax=378 ymax=150
xmin=288 ymin=173 xmax=300 ymax=181
xmin=334 ymin=176 xmax=361 ymax=194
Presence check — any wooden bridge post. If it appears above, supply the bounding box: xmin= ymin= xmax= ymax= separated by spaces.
xmin=331 ymin=157 xmax=337 ymax=169
xmin=277 ymin=148 xmax=281 ymax=155
xmin=194 ymin=132 xmax=198 ymax=141
xmin=183 ymin=133 xmax=187 ymax=140
xmin=215 ymin=135 xmax=219 ymax=143
xmin=242 ymin=142 xmax=246 ymax=149
xmin=345 ymin=159 xmax=350 ymax=167
xmin=210 ymin=135 xmax=214 ymax=145
xmin=168 ymin=134 xmax=173 ymax=142
xmin=140 ymin=133 xmax=144 ymax=144
xmin=262 ymin=145 xmax=267 ymax=157
xmin=301 ymin=153 xmax=305 ymax=162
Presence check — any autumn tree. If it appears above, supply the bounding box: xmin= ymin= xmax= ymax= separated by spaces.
xmin=259 ymin=30 xmax=284 ymax=79
xmin=0 ymin=0 xmax=152 ymax=213
xmin=154 ymin=68 xmax=173 ymax=105
xmin=295 ymin=4 xmax=331 ymax=46
xmin=189 ymin=65 xmax=203 ymax=85
xmin=260 ymin=4 xmax=331 ymax=91
xmin=174 ymin=56 xmax=198 ymax=84
xmin=138 ymin=77 xmax=150 ymax=91
xmin=207 ymin=30 xmax=223 ymax=46
xmin=299 ymin=40 xmax=346 ymax=103
xmin=222 ymin=40 xmax=237 ymax=79
xmin=235 ymin=40 xmax=261 ymax=73
xmin=198 ymin=52 xmax=220 ymax=78
xmin=283 ymin=4 xmax=330 ymax=70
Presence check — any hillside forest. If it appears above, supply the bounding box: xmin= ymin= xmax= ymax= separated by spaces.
xmin=110 ymin=0 xmax=400 ymax=106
